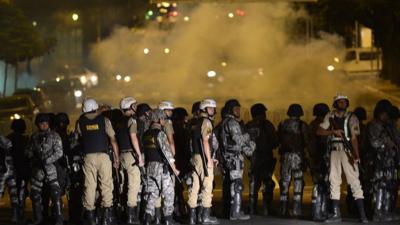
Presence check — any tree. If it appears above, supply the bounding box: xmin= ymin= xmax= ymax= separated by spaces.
xmin=0 ymin=2 xmax=55 ymax=96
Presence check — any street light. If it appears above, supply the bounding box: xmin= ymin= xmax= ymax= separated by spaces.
xmin=124 ymin=76 xmax=131 ymax=82
xmin=116 ymin=74 xmax=122 ymax=81
xmin=207 ymin=71 xmax=217 ymax=78
xmin=72 ymin=13 xmax=79 ymax=21
xmin=164 ymin=48 xmax=170 ymax=54
xmin=144 ymin=48 xmax=150 ymax=55
xmin=228 ymin=13 xmax=234 ymax=18
xmin=184 ymin=16 xmax=190 ymax=22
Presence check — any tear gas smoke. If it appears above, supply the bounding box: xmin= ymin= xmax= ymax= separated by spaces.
xmin=90 ymin=2 xmax=381 ymax=118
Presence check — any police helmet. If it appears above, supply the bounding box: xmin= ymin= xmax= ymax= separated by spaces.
xmin=353 ymin=107 xmax=367 ymax=121
xmin=373 ymin=99 xmax=392 ymax=118
xmin=11 ymin=119 xmax=26 ymax=133
xmin=287 ymin=104 xmax=304 ymax=117
xmin=313 ymin=103 xmax=330 ymax=117
xmin=224 ymin=99 xmax=241 ymax=113
xmin=333 ymin=94 xmax=350 ymax=109
xmin=56 ymin=113 xmax=70 ymax=126
xmin=191 ymin=101 xmax=201 ymax=114
xmin=35 ymin=113 xmax=51 ymax=126
xmin=151 ymin=109 xmax=166 ymax=122
xmin=250 ymin=103 xmax=267 ymax=118
xmin=173 ymin=107 xmax=188 ymax=121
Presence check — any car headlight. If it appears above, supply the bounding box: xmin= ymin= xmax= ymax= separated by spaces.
xmin=10 ymin=113 xmax=22 ymax=120
xmin=74 ymin=90 xmax=83 ymax=97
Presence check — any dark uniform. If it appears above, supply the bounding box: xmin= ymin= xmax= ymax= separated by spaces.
xmin=220 ymin=99 xmax=255 ymax=221
xmin=366 ymin=100 xmax=398 ymax=222
xmin=172 ymin=107 xmax=191 ymax=220
xmin=0 ymin=135 xmax=19 ymax=223
xmin=26 ymin=114 xmax=64 ymax=225
xmin=245 ymin=103 xmax=278 ymax=216
xmin=278 ymin=104 xmax=309 ymax=217
xmin=308 ymin=103 xmax=330 ymax=221
xmin=6 ymin=119 xmax=30 ymax=223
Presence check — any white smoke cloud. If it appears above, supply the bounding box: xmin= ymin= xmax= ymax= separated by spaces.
xmin=90 ymin=2 xmax=377 ymax=120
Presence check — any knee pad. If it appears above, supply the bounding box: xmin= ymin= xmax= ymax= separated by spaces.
xmin=233 ymin=179 xmax=243 ymax=193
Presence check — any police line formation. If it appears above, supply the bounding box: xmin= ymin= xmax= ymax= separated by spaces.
xmin=0 ymin=94 xmax=399 ymax=225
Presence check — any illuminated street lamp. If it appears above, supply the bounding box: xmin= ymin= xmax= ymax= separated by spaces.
xmin=164 ymin=48 xmax=170 ymax=54
xmin=228 ymin=13 xmax=234 ymax=18
xmin=327 ymin=65 xmax=335 ymax=72
xmin=207 ymin=71 xmax=217 ymax=78
xmin=144 ymin=48 xmax=150 ymax=55
xmin=184 ymin=16 xmax=190 ymax=22
xmin=124 ymin=76 xmax=131 ymax=82
xmin=72 ymin=13 xmax=79 ymax=21
xmin=32 ymin=21 xmax=37 ymax=27
xmin=116 ymin=74 xmax=122 ymax=81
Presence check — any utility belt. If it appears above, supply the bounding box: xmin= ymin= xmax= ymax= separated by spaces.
xmin=120 ymin=149 xmax=133 ymax=154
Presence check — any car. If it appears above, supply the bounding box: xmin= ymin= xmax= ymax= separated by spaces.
xmin=37 ymin=77 xmax=86 ymax=112
xmin=13 ymin=88 xmax=52 ymax=112
xmin=0 ymin=95 xmax=38 ymax=134
xmin=342 ymin=47 xmax=382 ymax=76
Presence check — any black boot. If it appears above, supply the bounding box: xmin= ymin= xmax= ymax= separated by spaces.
xmin=84 ymin=210 xmax=96 ymax=225
xmin=29 ymin=200 xmax=43 ymax=225
xmin=373 ymin=189 xmax=384 ymax=222
xmin=202 ymin=208 xmax=219 ymax=225
xmin=53 ymin=200 xmax=64 ymax=225
xmin=143 ymin=213 xmax=152 ymax=225
xmin=324 ymin=200 xmax=341 ymax=223
xmin=356 ymin=199 xmax=368 ymax=223
xmin=11 ymin=203 xmax=19 ymax=223
xmin=249 ymin=195 xmax=257 ymax=215
xmin=312 ymin=195 xmax=324 ymax=221
xmin=189 ymin=208 xmax=196 ymax=225
xmin=280 ymin=200 xmax=288 ymax=217
xmin=229 ymin=193 xmax=250 ymax=220
xmin=196 ymin=206 xmax=203 ymax=224
xmin=102 ymin=207 xmax=113 ymax=225
xmin=127 ymin=207 xmax=140 ymax=225
xmin=154 ymin=207 xmax=161 ymax=225
xmin=164 ymin=216 xmax=176 ymax=225
xmin=293 ymin=200 xmax=302 ymax=217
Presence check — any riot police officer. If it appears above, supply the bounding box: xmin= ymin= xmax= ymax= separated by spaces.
xmin=317 ymin=94 xmax=368 ymax=223
xmin=0 ymin=135 xmax=19 ymax=223
xmin=188 ymin=99 xmax=219 ymax=225
xmin=308 ymin=103 xmax=330 ymax=221
xmin=26 ymin=113 xmax=64 ymax=225
xmin=366 ymin=100 xmax=397 ymax=222
xmin=142 ymin=109 xmax=180 ymax=225
xmin=245 ymin=103 xmax=279 ymax=216
xmin=6 ymin=119 xmax=30 ymax=222
xmin=220 ymin=99 xmax=255 ymax=221
xmin=75 ymin=99 xmax=120 ymax=225
xmin=116 ymin=97 xmax=144 ymax=225
xmin=172 ymin=107 xmax=191 ymax=220
xmin=278 ymin=104 xmax=309 ymax=217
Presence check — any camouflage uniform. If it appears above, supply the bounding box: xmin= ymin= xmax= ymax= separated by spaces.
xmin=245 ymin=117 xmax=278 ymax=215
xmin=25 ymin=130 xmax=64 ymax=225
xmin=220 ymin=114 xmax=255 ymax=220
xmin=278 ymin=118 xmax=309 ymax=216
xmin=0 ymin=135 xmax=19 ymax=222
xmin=143 ymin=123 xmax=175 ymax=221
xmin=366 ymin=119 xmax=398 ymax=221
